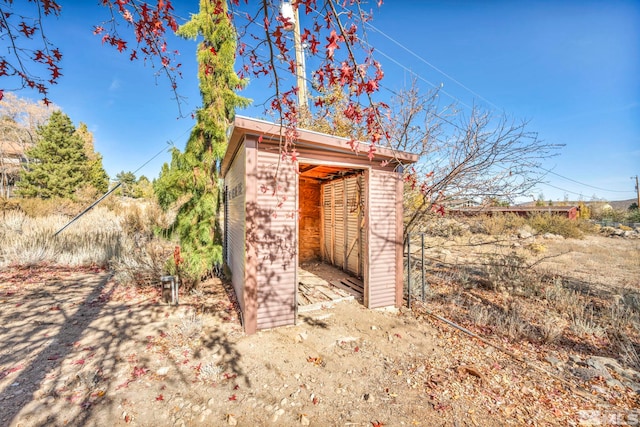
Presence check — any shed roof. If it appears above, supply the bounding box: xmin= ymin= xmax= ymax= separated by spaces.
xmin=221 ymin=116 xmax=419 ymax=177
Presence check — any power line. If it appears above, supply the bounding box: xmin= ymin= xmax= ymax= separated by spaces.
xmin=536 ymin=165 xmax=633 ymax=193
xmin=363 ymin=22 xmax=501 ymax=112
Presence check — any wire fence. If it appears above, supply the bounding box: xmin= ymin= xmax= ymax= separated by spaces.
xmin=404 ymin=232 xmax=429 ymax=308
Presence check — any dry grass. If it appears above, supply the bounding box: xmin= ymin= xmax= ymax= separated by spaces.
xmin=411 ymin=217 xmax=640 ymax=370
xmin=0 ymin=208 xmax=122 ymax=267
xmin=0 ymin=201 xmax=175 ymax=287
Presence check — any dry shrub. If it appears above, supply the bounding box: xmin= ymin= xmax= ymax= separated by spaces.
xmin=15 ymin=197 xmax=82 ymax=217
xmin=0 ymin=197 xmax=21 ymax=211
xmin=472 ymin=213 xmax=526 ymax=235
xmin=543 ymin=277 xmax=584 ymax=318
xmin=485 ymin=252 xmax=542 ymax=296
xmin=0 ymin=207 xmax=121 ymax=267
xmin=570 ymin=305 xmax=606 ymax=339
xmin=110 ymin=239 xmax=173 ymax=287
xmin=1 ymin=200 xmax=175 ymax=286
xmin=540 ymin=316 xmax=565 ymax=344
xmin=469 ymin=302 xmax=532 ymax=340
xmin=165 ymin=311 xmax=204 ymax=352
xmin=528 ymin=213 xmax=586 ymax=239
xmin=423 ymin=215 xmax=469 ymax=238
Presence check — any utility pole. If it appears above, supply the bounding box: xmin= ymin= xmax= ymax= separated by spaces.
xmin=633 ymin=175 xmax=640 ymax=209
xmin=281 ymin=2 xmax=308 ymax=111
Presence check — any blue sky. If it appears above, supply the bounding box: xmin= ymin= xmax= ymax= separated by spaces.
xmin=5 ymin=0 xmax=639 ymax=203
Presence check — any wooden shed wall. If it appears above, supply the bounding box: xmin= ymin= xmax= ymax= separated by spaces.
xmin=253 ymin=149 xmax=297 ymax=329
xmin=299 ymin=178 xmax=321 ymax=263
xmin=367 ymin=169 xmax=402 ymax=308
xmin=225 ymin=141 xmax=247 ymax=312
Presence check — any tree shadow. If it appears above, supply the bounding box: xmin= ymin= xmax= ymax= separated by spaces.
xmin=0 ymin=269 xmax=249 ymax=426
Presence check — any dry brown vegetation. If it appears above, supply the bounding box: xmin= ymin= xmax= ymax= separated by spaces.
xmin=0 ymin=199 xmax=175 ymax=285
xmin=408 ymin=214 xmax=640 ymax=373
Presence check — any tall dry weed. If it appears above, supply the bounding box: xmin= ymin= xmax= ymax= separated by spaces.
xmin=1 ymin=201 xmax=175 ymax=286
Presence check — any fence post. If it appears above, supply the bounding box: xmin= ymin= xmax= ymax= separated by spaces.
xmin=421 ymin=233 xmax=426 ymax=301
xmin=406 ymin=236 xmax=411 ymax=309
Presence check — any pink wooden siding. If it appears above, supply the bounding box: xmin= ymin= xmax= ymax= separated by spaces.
xmin=225 ymin=141 xmax=247 ymax=311
xmin=252 ymin=150 xmax=297 ymax=329
xmin=367 ymin=169 xmax=401 ymax=308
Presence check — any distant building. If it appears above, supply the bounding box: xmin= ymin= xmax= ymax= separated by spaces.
xmin=0 ymin=139 xmax=30 ymax=198
xmin=450 ymin=205 xmax=579 ymax=220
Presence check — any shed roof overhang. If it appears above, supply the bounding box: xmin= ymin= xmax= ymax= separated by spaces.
xmin=221 ymin=116 xmax=419 ymax=178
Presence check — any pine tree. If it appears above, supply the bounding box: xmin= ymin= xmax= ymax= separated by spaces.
xmin=155 ymin=0 xmax=249 ymax=286
xmin=17 ymin=111 xmax=89 ymax=199
xmin=76 ymin=123 xmax=109 ymax=193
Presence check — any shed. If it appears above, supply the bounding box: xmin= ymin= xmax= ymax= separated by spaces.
xmin=221 ymin=116 xmax=418 ymax=334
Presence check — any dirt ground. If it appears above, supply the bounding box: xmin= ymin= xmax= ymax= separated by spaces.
xmin=0 ymin=234 xmax=638 ymax=427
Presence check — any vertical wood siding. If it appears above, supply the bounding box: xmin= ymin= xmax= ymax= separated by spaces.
xmin=225 ymin=142 xmax=246 ymax=312
xmin=345 ymin=175 xmax=363 ymax=277
xmin=322 ymin=182 xmax=333 ymax=263
xmin=298 ymin=179 xmax=321 ymax=262
xmin=252 ymin=150 xmax=297 ymax=329
xmin=367 ymin=169 xmax=401 ymax=308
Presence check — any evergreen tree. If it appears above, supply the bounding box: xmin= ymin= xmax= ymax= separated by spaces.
xmin=155 ymin=0 xmax=249 ymax=285
xmin=116 ymin=170 xmax=137 ymax=197
xmin=17 ymin=111 xmax=89 ymax=199
xmin=76 ymin=123 xmax=109 ymax=193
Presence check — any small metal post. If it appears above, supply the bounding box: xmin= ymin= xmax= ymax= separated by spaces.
xmin=407 ymin=236 xmax=411 ymax=308
xmin=421 ymin=233 xmax=426 ymax=301
xmin=171 ymin=277 xmax=179 ymax=305
xmin=161 ymin=275 xmax=179 ymax=305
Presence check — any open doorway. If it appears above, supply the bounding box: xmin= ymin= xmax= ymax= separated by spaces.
xmin=297 ymin=163 xmax=365 ymax=311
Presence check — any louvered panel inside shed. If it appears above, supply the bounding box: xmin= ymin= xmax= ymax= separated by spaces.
xmin=321 ymin=174 xmax=364 ymax=280
xmin=322 ymin=182 xmax=333 ymax=263
xmin=345 ymin=175 xmax=362 ymax=277
xmin=333 ymin=179 xmax=345 ymax=270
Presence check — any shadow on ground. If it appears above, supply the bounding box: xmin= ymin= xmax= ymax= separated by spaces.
xmin=0 ymin=268 xmax=246 ymax=426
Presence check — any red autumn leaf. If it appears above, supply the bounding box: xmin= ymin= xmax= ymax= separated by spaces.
xmin=155 ymin=394 xmax=164 ymax=401
xmin=354 ymin=346 xmax=360 ymax=352
xmin=228 ymin=394 xmax=237 ymax=401
xmin=132 ymin=366 xmax=148 ymax=378
xmin=371 ymin=422 xmax=385 ymax=427
xmin=312 ymin=396 xmax=319 ymax=405
xmin=73 ymin=359 xmax=85 ymax=365
xmin=325 ymin=30 xmax=341 ymax=59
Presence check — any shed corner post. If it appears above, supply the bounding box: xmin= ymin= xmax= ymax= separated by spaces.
xmin=244 ymin=135 xmax=259 ymax=335
xmin=395 ymin=169 xmax=404 ymax=308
